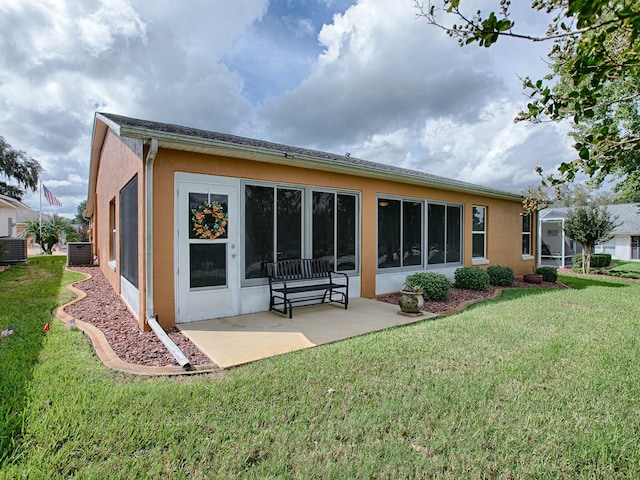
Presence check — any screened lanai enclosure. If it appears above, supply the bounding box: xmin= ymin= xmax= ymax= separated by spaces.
xmin=538 ymin=209 xmax=579 ymax=268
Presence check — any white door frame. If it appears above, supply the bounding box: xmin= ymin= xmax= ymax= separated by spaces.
xmin=175 ymin=173 xmax=240 ymax=323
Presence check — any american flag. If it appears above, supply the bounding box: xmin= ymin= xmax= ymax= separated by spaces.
xmin=43 ymin=184 xmax=62 ymax=207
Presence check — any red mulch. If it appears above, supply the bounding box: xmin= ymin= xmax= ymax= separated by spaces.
xmin=64 ymin=266 xmax=216 ymax=368
xmin=377 ymin=279 xmax=566 ymax=314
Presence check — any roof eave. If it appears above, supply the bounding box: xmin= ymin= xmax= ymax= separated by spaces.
xmin=86 ymin=114 xmax=112 ymax=216
xmin=110 ymin=122 xmax=521 ymax=202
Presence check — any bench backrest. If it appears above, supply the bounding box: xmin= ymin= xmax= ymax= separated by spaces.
xmin=267 ymin=259 xmax=333 ymax=281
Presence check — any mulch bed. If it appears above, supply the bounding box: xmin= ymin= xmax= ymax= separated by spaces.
xmin=377 ymin=279 xmax=566 ymax=314
xmin=64 ymin=266 xmax=215 ymax=368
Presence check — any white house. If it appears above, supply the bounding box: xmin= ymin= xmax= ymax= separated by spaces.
xmin=539 ymin=203 xmax=640 ymax=266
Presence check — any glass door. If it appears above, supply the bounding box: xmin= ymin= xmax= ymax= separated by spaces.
xmin=176 ymin=177 xmax=239 ymax=322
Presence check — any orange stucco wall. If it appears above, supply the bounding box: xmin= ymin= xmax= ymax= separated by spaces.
xmin=93 ymin=130 xmax=146 ymax=329
xmin=149 ymin=148 xmax=536 ymax=329
xmin=91 ymin=129 xmax=537 ymax=331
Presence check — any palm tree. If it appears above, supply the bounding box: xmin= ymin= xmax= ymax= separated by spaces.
xmin=0 ymin=136 xmax=41 ymax=200
xmin=21 ymin=215 xmax=76 ymax=254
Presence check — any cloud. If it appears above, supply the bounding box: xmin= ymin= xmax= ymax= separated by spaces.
xmin=418 ymin=99 xmax=575 ymax=191
xmin=0 ymin=0 xmax=578 ymax=217
xmin=76 ymin=0 xmax=147 ymax=57
xmin=260 ymin=0 xmax=504 ymax=149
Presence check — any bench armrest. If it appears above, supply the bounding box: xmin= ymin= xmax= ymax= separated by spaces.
xmin=329 ymin=270 xmax=349 ymax=286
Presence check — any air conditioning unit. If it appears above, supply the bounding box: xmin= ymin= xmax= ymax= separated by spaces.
xmin=67 ymin=242 xmax=93 ymax=266
xmin=0 ymin=237 xmax=27 ymax=264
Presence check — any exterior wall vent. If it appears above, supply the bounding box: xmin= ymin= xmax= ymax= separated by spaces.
xmin=67 ymin=242 xmax=94 ymax=266
xmin=0 ymin=237 xmax=27 ymax=264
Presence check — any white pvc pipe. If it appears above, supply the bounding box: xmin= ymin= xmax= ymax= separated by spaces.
xmin=147 ymin=315 xmax=192 ymax=369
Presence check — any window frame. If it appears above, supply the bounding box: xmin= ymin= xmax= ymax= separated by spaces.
xmin=108 ymin=197 xmax=116 ymax=269
xmin=426 ymin=201 xmax=463 ymax=268
xmin=376 ymin=195 xmax=424 ymax=271
xmin=472 ymin=205 xmax=487 ymax=261
xmin=119 ymin=176 xmax=138 ymax=287
xmin=522 ymin=213 xmax=532 ymax=257
xmin=376 ymin=196 xmax=464 ymax=272
xmin=242 ymin=180 xmax=360 ymax=286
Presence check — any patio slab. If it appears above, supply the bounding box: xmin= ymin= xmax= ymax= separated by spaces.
xmin=178 ymin=298 xmax=436 ymax=368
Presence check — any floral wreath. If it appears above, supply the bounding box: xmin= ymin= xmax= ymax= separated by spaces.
xmin=191 ymin=201 xmax=228 ymax=240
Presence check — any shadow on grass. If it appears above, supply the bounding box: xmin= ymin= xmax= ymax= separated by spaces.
xmin=464 ymin=287 xmax=560 ymax=310
xmin=0 ymin=256 xmax=66 ymax=464
xmin=558 ymin=274 xmax=630 ymax=290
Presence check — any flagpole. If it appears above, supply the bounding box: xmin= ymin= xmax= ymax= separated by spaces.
xmin=39 ymin=180 xmax=42 ymax=253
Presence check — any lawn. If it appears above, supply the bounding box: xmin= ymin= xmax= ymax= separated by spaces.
xmin=2 ymin=258 xmax=640 ymax=478
xmin=605 ymin=259 xmax=640 ymax=279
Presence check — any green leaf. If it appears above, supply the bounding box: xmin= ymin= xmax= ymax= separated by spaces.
xmin=579 ymin=146 xmax=590 ymax=160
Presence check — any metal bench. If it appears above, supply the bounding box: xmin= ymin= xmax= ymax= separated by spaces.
xmin=267 ymin=259 xmax=349 ymax=318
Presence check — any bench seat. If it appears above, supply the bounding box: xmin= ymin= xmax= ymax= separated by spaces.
xmin=267 ymin=259 xmax=349 ymax=318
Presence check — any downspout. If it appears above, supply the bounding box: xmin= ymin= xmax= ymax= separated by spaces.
xmin=144 ymin=138 xmax=192 ymax=369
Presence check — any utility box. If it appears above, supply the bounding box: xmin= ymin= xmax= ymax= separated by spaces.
xmin=0 ymin=237 xmax=27 ymax=264
xmin=67 ymin=242 xmax=93 ymax=266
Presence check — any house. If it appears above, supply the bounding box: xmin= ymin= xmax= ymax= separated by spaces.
xmin=86 ymin=113 xmax=536 ymax=331
xmin=539 ymin=204 xmax=640 ymax=267
xmin=0 ymin=193 xmax=42 ymax=238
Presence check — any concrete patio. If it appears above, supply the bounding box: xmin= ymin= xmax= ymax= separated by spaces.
xmin=178 ymin=298 xmax=437 ymax=368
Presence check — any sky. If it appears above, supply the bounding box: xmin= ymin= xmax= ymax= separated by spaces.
xmin=0 ymin=0 xmax=577 ymax=218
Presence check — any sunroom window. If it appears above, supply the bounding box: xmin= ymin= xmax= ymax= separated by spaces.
xmin=427 ymin=203 xmax=462 ymax=265
xmin=377 ymin=198 xmax=423 ymax=269
xmin=244 ymin=183 xmax=358 ymax=280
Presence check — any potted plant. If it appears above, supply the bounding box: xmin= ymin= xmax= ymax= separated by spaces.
xmin=398 ymin=280 xmax=424 ymax=315
xmin=523 ymin=267 xmax=543 ymax=284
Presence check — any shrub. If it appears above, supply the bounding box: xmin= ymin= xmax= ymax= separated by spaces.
xmin=404 ymin=271 xmax=451 ymax=301
xmin=591 ymin=253 xmax=611 ymax=268
xmin=454 ymin=267 xmax=489 ymax=291
xmin=487 ymin=265 xmax=514 ymax=287
xmin=536 ymin=266 xmax=558 ymax=283
xmin=572 ymin=253 xmax=612 ymax=272
xmin=571 ymin=253 xmax=583 ymax=272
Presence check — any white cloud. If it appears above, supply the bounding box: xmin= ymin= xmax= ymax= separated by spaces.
xmin=0 ymin=0 xmax=578 ymax=216
xmin=76 ymin=0 xmax=147 ymax=57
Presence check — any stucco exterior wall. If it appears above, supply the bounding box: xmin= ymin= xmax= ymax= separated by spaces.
xmin=93 ymin=130 xmax=145 ymax=327
xmin=150 ymin=148 xmax=535 ymax=328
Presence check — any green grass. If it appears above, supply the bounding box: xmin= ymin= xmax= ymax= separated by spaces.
xmin=2 ymin=265 xmax=640 ymax=478
xmin=605 ymin=259 xmax=640 ymax=279
xmin=0 ymin=256 xmax=84 ymax=464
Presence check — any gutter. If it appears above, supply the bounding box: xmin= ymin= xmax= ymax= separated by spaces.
xmin=96 ymin=113 xmax=521 ymax=202
xmin=144 ymin=138 xmax=192 ymax=369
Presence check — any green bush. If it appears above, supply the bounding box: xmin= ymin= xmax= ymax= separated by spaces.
xmin=591 ymin=254 xmax=612 ymax=268
xmin=454 ymin=267 xmax=489 ymax=291
xmin=404 ymin=271 xmax=451 ymax=301
xmin=571 ymin=253 xmax=583 ymax=272
xmin=487 ymin=265 xmax=514 ymax=287
xmin=572 ymin=253 xmax=612 ymax=272
xmin=536 ymin=266 xmax=558 ymax=283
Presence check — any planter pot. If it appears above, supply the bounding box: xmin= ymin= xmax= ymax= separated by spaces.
xmin=523 ymin=273 xmax=543 ymax=284
xmin=398 ymin=290 xmax=424 ymax=314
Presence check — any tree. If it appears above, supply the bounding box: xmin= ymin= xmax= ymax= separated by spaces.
xmin=0 ymin=136 xmax=41 ymax=200
xmin=550 ymin=183 xmax=618 ymax=207
xmin=73 ymin=200 xmax=90 ymax=242
xmin=21 ymin=215 xmax=77 ymax=254
xmin=416 ymin=1 xmax=640 ymax=201
xmin=563 ymin=205 xmax=618 ymax=273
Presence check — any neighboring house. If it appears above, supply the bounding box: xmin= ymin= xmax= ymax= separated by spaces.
xmin=538 ymin=203 xmax=640 ymax=267
xmin=0 ymin=194 xmax=43 ymax=238
xmin=86 ymin=113 xmax=536 ymax=331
